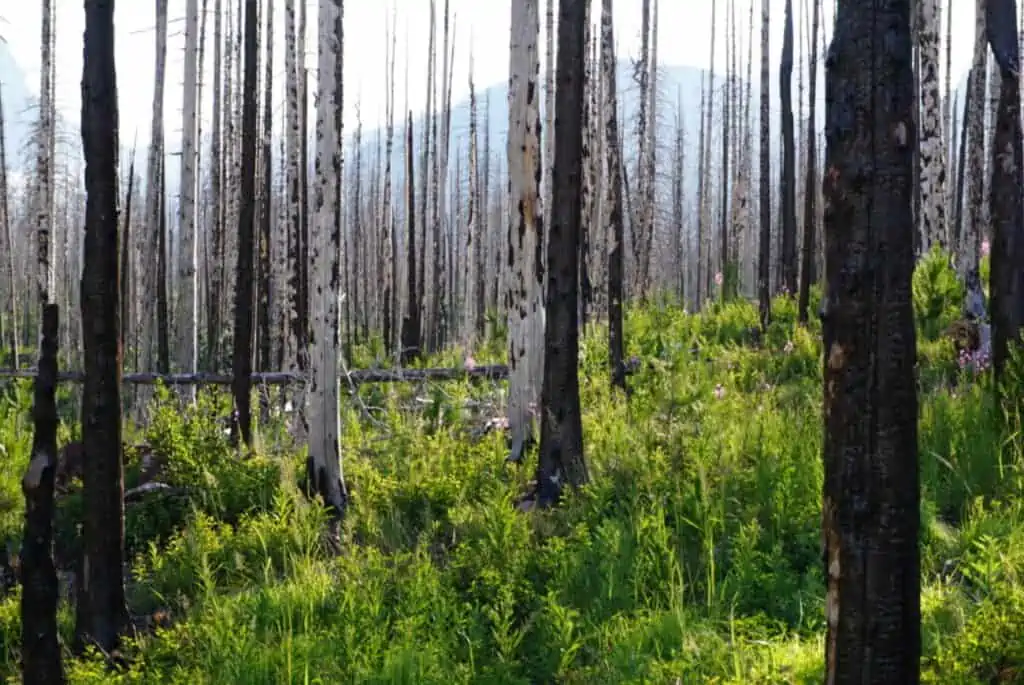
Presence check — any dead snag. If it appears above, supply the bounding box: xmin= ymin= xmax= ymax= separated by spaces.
xmin=822 ymin=1 xmax=920 ymax=682
xmin=76 ymin=0 xmax=131 ymax=655
xmin=533 ymin=0 xmax=589 ymax=508
xmin=21 ymin=304 xmax=65 ymax=685
xmin=986 ymin=0 xmax=1024 ymax=391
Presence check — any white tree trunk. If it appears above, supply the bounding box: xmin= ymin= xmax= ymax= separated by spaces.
xmin=506 ymin=0 xmax=545 ymax=463
xmin=307 ymin=0 xmax=347 ymax=535
xmin=177 ymin=0 xmax=200 ymax=397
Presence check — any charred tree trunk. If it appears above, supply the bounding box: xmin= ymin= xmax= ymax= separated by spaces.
xmin=258 ymin=0 xmax=275 ymax=379
xmin=954 ymin=78 xmax=970 ymax=249
xmin=758 ymin=0 xmax=771 ymax=329
xmin=779 ymin=0 xmax=797 ymax=296
xmin=798 ymin=0 xmax=820 ymax=323
xmin=232 ymin=0 xmax=258 ymax=446
xmin=401 ymin=111 xmax=420 ymax=364
xmin=156 ymin=156 xmax=170 ymax=374
xmin=986 ymin=0 xmax=1024 ymax=386
xmin=822 ymin=1 xmax=920 ymax=681
xmin=534 ymin=0 xmax=588 ymax=508
xmin=76 ymin=0 xmax=130 ymax=654
xmin=21 ymin=305 xmax=63 ymax=684
xmin=0 ymin=82 xmax=18 ymax=369
xmin=208 ymin=0 xmax=225 ymax=369
xmin=36 ymin=0 xmax=55 ymax=309
xmin=119 ymin=146 xmax=135 ymax=354
xmin=963 ymin=0 xmax=988 ymax=276
xmin=381 ymin=14 xmax=396 ymax=355
xmin=602 ymin=0 xmax=626 ymax=392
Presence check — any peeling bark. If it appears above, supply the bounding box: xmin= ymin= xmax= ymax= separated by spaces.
xmin=506 ymin=0 xmax=546 ymax=463
xmin=306 ymin=0 xmax=348 ymax=542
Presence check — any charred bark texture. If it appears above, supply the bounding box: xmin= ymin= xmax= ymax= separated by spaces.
xmin=21 ymin=304 xmax=64 ymax=683
xmin=757 ymin=0 xmax=771 ymax=330
xmin=987 ymin=0 xmax=1024 ymax=385
xmin=822 ymin=2 xmax=920 ymax=682
xmin=76 ymin=0 xmax=130 ymax=654
xmin=601 ymin=0 xmax=626 ymax=392
xmin=156 ymin=156 xmax=170 ymax=374
xmin=535 ymin=0 xmax=588 ymax=508
xmin=401 ymin=111 xmax=421 ymax=364
xmin=232 ymin=0 xmax=259 ymax=446
xmin=798 ymin=0 xmax=820 ymax=323
xmin=119 ymin=148 xmax=135 ymax=353
xmin=779 ymin=0 xmax=797 ymax=295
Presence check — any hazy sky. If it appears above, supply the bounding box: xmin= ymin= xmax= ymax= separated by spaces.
xmin=2 ymin=0 xmax=978 ymax=145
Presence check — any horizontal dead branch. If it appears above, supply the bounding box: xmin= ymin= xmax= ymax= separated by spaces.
xmin=0 ymin=358 xmax=642 ymax=386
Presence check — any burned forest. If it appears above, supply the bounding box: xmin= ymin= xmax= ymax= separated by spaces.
xmin=0 ymin=0 xmax=1022 ymax=682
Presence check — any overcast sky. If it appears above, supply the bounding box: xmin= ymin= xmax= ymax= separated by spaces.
xmin=2 ymin=0 xmax=979 ymax=145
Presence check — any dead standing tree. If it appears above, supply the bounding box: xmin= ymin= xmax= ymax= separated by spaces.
xmin=821 ymin=0 xmax=920 ymax=681
xmin=76 ymin=0 xmax=130 ymax=655
xmin=232 ymin=0 xmax=259 ymax=446
xmin=986 ymin=0 xmax=1024 ymax=390
xmin=20 ymin=304 xmax=64 ymax=684
xmin=532 ymin=0 xmax=588 ymax=509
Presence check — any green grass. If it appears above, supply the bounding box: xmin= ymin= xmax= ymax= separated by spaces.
xmin=0 ymin=257 xmax=1022 ymax=683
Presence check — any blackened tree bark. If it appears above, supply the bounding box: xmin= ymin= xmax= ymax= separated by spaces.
xmin=779 ymin=0 xmax=797 ymax=296
xmin=953 ymin=76 xmax=970 ymax=252
xmin=119 ymin=147 xmax=135 ymax=353
xmin=821 ymin=2 xmax=920 ymax=682
xmin=257 ymin=0 xmax=274 ymax=382
xmin=534 ymin=0 xmax=588 ymax=507
xmin=601 ymin=0 xmax=626 ymax=392
xmin=76 ymin=0 xmax=130 ymax=655
xmin=986 ymin=0 xmax=1024 ymax=385
xmin=797 ymin=0 xmax=820 ymax=324
xmin=21 ymin=304 xmax=64 ymax=683
xmin=757 ymin=0 xmax=771 ymax=330
xmin=401 ymin=110 xmax=421 ymax=364
xmin=232 ymin=0 xmax=258 ymax=446
xmin=156 ymin=154 xmax=169 ymax=374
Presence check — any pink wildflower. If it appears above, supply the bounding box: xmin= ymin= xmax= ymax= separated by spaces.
xmin=981 ymin=239 xmax=990 ymax=258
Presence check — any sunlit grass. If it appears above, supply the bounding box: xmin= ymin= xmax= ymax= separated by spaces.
xmin=0 ymin=264 xmax=1021 ymax=683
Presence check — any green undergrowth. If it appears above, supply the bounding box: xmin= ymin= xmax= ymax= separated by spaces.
xmin=0 ymin=259 xmax=1023 ymax=682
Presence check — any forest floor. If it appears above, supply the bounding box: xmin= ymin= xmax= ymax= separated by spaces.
xmin=0 ymin=254 xmax=1023 ymax=683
